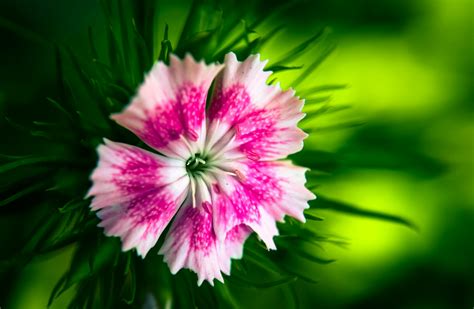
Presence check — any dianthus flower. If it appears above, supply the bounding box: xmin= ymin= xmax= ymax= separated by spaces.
xmin=87 ymin=52 xmax=315 ymax=285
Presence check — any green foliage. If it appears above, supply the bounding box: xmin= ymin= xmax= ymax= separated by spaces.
xmin=0 ymin=0 xmax=444 ymax=307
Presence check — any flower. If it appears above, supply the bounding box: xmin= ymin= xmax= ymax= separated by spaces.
xmin=87 ymin=52 xmax=315 ymax=285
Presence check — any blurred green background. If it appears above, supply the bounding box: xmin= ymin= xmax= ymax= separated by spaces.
xmin=0 ymin=0 xmax=472 ymax=308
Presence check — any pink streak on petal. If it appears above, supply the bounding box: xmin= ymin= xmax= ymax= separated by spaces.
xmin=96 ymin=177 xmax=190 ymax=257
xmin=111 ymin=55 xmax=223 ymax=157
xmin=210 ymin=158 xmax=314 ymax=249
xmin=208 ymin=53 xmax=308 ymax=160
xmin=139 ymin=84 xmax=206 ymax=148
xmin=211 ymin=175 xmax=278 ymax=250
xmin=88 ymin=140 xmax=189 ymax=257
xmin=159 ymin=202 xmax=225 ymax=286
xmin=208 ymin=53 xmax=270 ymax=124
xmin=218 ymin=224 xmax=251 ymax=275
xmin=208 ymin=84 xmax=251 ymax=124
xmin=87 ymin=140 xmax=185 ymax=209
xmin=238 ymin=92 xmax=307 ymax=160
xmin=240 ymin=160 xmax=316 ymax=223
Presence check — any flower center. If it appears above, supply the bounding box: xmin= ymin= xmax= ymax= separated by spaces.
xmin=186 ymin=153 xmax=208 ymax=176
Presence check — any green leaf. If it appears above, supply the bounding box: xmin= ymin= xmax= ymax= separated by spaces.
xmin=268 ymin=77 xmax=279 ymax=85
xmin=55 ymin=47 xmax=69 ymax=108
xmin=277 ymin=238 xmax=336 ymax=264
xmin=214 ymin=282 xmax=238 ymax=308
xmin=312 ymin=195 xmax=418 ymax=230
xmin=279 ymin=267 xmax=319 ymax=284
xmin=232 ymin=37 xmax=261 ymax=60
xmin=270 ymin=28 xmax=326 ymax=67
xmin=50 ymin=237 xmax=118 ymax=304
xmin=48 ymin=273 xmax=67 ymax=307
xmin=258 ymin=24 xmax=285 ymax=49
xmin=158 ymin=24 xmax=173 ymax=64
xmin=244 ymin=244 xmax=287 ymax=275
xmin=121 ymin=257 xmax=136 ymax=304
xmin=58 ymin=199 xmax=89 ymax=213
xmin=0 ymin=16 xmax=50 ymax=46
xmin=0 ymin=156 xmax=63 ymax=174
xmin=291 ymin=248 xmax=336 ymax=265
xmin=87 ymin=27 xmax=99 ymax=60
xmin=21 ymin=211 xmax=62 ymax=257
xmin=177 ymin=0 xmax=209 ymax=48
xmin=303 ymin=211 xmax=324 ymax=221
xmin=268 ymin=65 xmax=303 ymax=73
xmin=292 ymin=43 xmax=336 ymax=88
xmin=175 ymin=30 xmax=215 ymax=56
xmin=212 ymin=20 xmax=256 ymax=60
xmin=228 ymin=274 xmax=297 ymax=289
xmin=131 ymin=17 xmax=152 ymax=72
xmin=303 ymin=96 xmax=332 ymax=105
xmin=106 ymin=24 xmax=123 ymax=72
xmin=305 ymin=104 xmax=351 ymax=118
xmin=305 ymin=120 xmax=365 ymax=133
xmin=289 ymin=149 xmax=339 ymax=172
xmin=116 ymin=0 xmax=139 ymax=86
xmin=0 ymin=182 xmax=47 ymax=207
xmin=250 ymin=0 xmax=298 ymax=30
xmin=38 ymin=220 xmax=97 ymax=255
xmin=298 ymin=84 xmax=348 ymax=97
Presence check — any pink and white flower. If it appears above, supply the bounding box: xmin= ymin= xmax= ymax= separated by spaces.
xmin=87 ymin=53 xmax=315 ymax=285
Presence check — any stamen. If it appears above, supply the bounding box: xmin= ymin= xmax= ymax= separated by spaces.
xmin=186 ymin=153 xmax=209 ymax=176
xmin=204 ymin=118 xmax=221 ymax=155
xmin=199 ymin=172 xmax=216 ymax=191
xmin=190 ymin=177 xmax=197 ymax=209
xmin=187 ymin=129 xmax=199 ymax=141
xmin=180 ymin=135 xmax=194 ymax=154
xmin=246 ymin=150 xmax=260 ymax=161
xmin=208 ymin=166 xmax=237 ymax=177
xmin=209 ymin=133 xmax=237 ymax=159
xmin=234 ymin=169 xmax=246 ymax=182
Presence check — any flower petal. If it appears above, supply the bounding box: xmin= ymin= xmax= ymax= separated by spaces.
xmin=218 ymin=224 xmax=252 ymax=275
xmin=239 ymin=160 xmax=316 ymax=222
xmin=112 ymin=55 xmax=223 ymax=158
xmin=209 ymin=173 xmax=279 ymax=250
xmin=159 ymin=177 xmax=251 ymax=285
xmin=87 ymin=139 xmax=189 ymax=257
xmin=207 ymin=52 xmax=307 ymax=160
xmin=159 ymin=202 xmax=224 ymax=286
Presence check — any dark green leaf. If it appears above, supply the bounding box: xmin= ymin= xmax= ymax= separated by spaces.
xmin=228 ymin=274 xmax=297 ymax=289
xmin=270 ymin=28 xmax=326 ymax=67
xmin=0 ymin=16 xmax=50 ymax=46
xmin=121 ymin=257 xmax=136 ymax=304
xmin=303 ymin=211 xmax=324 ymax=221
xmin=158 ymin=24 xmax=173 ymax=64
xmin=306 ymin=120 xmax=365 ymax=133
xmin=299 ymin=84 xmax=348 ymax=97
xmin=54 ymin=237 xmax=118 ymax=302
xmin=267 ymin=65 xmax=303 ymax=73
xmin=258 ymin=24 xmax=285 ymax=48
xmin=48 ymin=273 xmax=67 ymax=307
xmin=0 ymin=182 xmax=47 ymax=207
xmin=214 ymin=282 xmax=238 ymax=308
xmin=289 ymin=149 xmax=339 ymax=172
xmin=293 ymin=44 xmax=336 ymax=88
xmin=0 ymin=156 xmax=63 ymax=174
xmin=312 ymin=195 xmax=418 ymax=230
xmin=303 ymin=96 xmax=332 ymax=105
